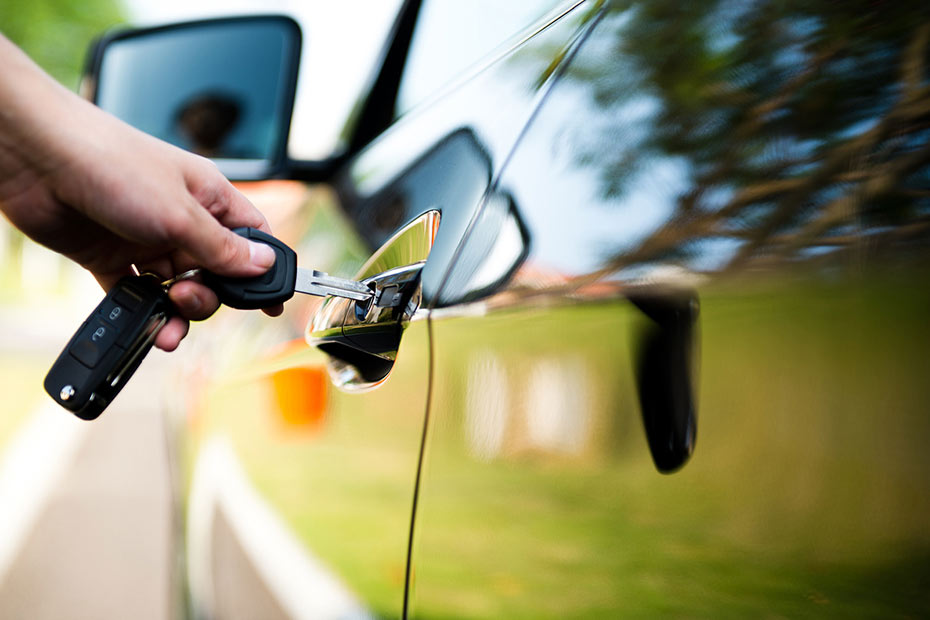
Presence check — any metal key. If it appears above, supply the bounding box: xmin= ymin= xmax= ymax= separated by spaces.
xmin=203 ymin=228 xmax=372 ymax=308
xmin=44 ymin=274 xmax=173 ymax=420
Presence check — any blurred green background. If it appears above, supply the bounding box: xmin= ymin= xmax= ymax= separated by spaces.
xmin=0 ymin=0 xmax=125 ymax=88
xmin=0 ymin=0 xmax=125 ymax=442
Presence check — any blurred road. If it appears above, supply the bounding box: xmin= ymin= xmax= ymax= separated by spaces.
xmin=0 ymin=256 xmax=324 ymax=619
xmin=0 ymin=303 xmax=175 ymax=620
xmin=0 ymin=301 xmax=299 ymax=620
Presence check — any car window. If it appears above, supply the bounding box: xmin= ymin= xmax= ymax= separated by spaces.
xmin=395 ymin=0 xmax=564 ymax=117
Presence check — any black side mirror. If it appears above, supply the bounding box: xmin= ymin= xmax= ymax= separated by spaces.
xmin=85 ymin=15 xmax=301 ymax=181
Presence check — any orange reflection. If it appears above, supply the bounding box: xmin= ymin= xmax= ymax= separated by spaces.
xmin=266 ymin=340 xmax=328 ymax=435
xmin=270 ymin=365 xmax=327 ymax=434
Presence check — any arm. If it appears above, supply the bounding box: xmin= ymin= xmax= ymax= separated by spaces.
xmin=0 ymin=34 xmax=281 ymax=351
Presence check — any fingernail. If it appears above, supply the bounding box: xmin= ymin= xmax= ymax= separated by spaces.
xmin=249 ymin=240 xmax=276 ymax=269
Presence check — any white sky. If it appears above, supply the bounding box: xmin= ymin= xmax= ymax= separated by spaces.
xmin=124 ymin=0 xmax=402 ymax=160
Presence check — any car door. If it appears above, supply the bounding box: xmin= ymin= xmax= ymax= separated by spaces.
xmin=408 ymin=2 xmax=930 ymax=618
xmin=180 ymin=2 xmax=584 ymax=619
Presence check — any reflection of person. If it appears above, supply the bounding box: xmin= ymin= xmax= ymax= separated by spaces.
xmin=175 ymin=92 xmax=241 ymax=157
xmin=0 ymin=35 xmax=281 ymax=351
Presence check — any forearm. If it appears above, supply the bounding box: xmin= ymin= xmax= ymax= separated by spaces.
xmin=0 ymin=34 xmax=77 ymax=181
xmin=0 ymin=33 xmax=161 ymax=248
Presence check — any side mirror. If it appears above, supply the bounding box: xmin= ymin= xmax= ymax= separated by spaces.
xmin=85 ymin=16 xmax=301 ymax=181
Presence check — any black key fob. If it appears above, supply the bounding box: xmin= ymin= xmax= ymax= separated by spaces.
xmin=202 ymin=227 xmax=298 ymax=309
xmin=44 ymin=274 xmax=172 ymax=420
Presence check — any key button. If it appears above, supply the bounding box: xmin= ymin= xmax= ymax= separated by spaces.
xmin=97 ymin=298 xmax=133 ymax=329
xmin=114 ymin=287 xmax=143 ymax=311
xmin=69 ymin=318 xmax=119 ymax=368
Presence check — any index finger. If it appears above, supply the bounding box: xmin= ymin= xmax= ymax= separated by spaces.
xmin=172 ymin=165 xmax=277 ymax=277
xmin=170 ymin=201 xmax=276 ymax=278
xmin=185 ymin=162 xmax=271 ymax=233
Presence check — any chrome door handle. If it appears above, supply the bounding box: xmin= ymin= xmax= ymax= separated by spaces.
xmin=307 ymin=211 xmax=439 ymax=388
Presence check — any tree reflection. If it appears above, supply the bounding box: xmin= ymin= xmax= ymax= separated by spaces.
xmin=563 ymin=0 xmax=930 ymax=272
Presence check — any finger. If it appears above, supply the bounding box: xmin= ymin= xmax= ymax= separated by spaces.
xmin=171 ymin=197 xmax=277 ymax=279
xmin=92 ymin=270 xmax=131 ymax=293
xmin=185 ymin=162 xmax=270 ymax=232
xmin=215 ymin=182 xmax=273 ymax=234
xmin=167 ymin=280 xmax=221 ymax=321
xmin=171 ymin=160 xmax=279 ymax=278
xmin=262 ymin=303 xmax=284 ymax=317
xmin=90 ymin=245 xmax=151 ymax=292
xmin=184 ymin=161 xmax=273 ymax=238
xmin=155 ymin=316 xmax=189 ymax=352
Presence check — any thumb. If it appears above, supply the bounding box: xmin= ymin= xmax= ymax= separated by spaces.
xmin=174 ymin=201 xmax=277 ymax=277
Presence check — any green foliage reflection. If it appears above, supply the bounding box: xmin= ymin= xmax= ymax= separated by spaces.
xmin=563 ymin=1 xmax=930 ymax=272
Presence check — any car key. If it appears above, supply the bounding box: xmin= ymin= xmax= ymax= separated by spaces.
xmin=44 ymin=229 xmax=368 ymax=420
xmin=44 ymin=273 xmax=174 ymax=420
xmin=202 ymin=227 xmax=373 ymax=308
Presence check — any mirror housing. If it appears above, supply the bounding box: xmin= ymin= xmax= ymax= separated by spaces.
xmin=84 ymin=15 xmax=302 ymax=181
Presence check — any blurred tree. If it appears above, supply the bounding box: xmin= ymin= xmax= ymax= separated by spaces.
xmin=0 ymin=0 xmax=125 ymax=89
xmin=558 ymin=0 xmax=930 ymax=272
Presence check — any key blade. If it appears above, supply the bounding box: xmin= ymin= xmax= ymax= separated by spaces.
xmin=295 ymin=268 xmax=372 ymax=302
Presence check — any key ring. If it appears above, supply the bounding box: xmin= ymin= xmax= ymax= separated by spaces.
xmin=161 ymin=268 xmax=202 ymax=289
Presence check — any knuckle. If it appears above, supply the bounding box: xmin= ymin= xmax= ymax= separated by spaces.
xmin=217 ymin=233 xmax=246 ymax=267
xmin=199 ymin=154 xmax=220 ymax=171
xmin=161 ymin=209 xmax=194 ymax=241
xmin=186 ymin=151 xmax=218 ymax=173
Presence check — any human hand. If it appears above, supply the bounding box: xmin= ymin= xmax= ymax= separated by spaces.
xmin=0 ymin=35 xmax=282 ymax=351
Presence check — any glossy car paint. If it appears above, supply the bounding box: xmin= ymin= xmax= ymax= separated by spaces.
xmin=408 ymin=2 xmax=930 ymax=617
xmin=178 ymin=0 xmax=930 ymax=617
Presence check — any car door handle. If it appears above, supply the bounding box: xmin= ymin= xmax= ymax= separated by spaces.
xmin=307 ymin=210 xmax=439 ymax=388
